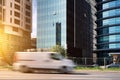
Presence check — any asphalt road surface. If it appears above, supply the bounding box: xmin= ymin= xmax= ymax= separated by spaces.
xmin=0 ymin=70 xmax=120 ymax=80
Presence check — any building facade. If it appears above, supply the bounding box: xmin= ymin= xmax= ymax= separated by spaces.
xmin=37 ymin=0 xmax=66 ymax=49
xmin=86 ymin=0 xmax=97 ymax=60
xmin=37 ymin=0 xmax=96 ymax=59
xmin=31 ymin=38 xmax=36 ymax=49
xmin=0 ymin=0 xmax=32 ymax=64
xmin=95 ymin=0 xmax=120 ymax=60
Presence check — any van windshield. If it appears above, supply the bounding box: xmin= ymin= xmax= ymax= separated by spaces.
xmin=50 ymin=53 xmax=64 ymax=60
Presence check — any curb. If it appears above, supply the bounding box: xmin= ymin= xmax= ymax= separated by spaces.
xmin=75 ymin=70 xmax=120 ymax=72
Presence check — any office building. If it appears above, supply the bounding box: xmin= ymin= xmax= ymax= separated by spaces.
xmin=0 ymin=0 xmax=32 ymax=62
xmin=95 ymin=0 xmax=120 ymax=60
xmin=37 ymin=0 xmax=96 ymax=59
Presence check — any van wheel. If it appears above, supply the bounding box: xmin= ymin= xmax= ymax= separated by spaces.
xmin=20 ymin=66 xmax=31 ymax=73
xmin=59 ymin=66 xmax=71 ymax=74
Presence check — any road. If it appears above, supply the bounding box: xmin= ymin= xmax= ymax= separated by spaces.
xmin=0 ymin=70 xmax=120 ymax=80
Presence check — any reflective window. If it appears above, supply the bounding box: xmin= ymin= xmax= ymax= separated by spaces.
xmin=109 ymin=35 xmax=120 ymax=42
xmin=98 ymin=26 xmax=120 ymax=35
xmin=109 ymin=43 xmax=120 ymax=49
xmin=103 ymin=9 xmax=120 ymax=18
xmin=98 ymin=43 xmax=120 ymax=49
xmin=109 ymin=26 xmax=120 ymax=34
xmin=98 ymin=28 xmax=109 ymax=35
xmin=102 ymin=0 xmax=120 ymax=10
xmin=103 ymin=17 xmax=120 ymax=26
xmin=98 ymin=44 xmax=109 ymax=49
xmin=103 ymin=1 xmax=116 ymax=9
xmin=98 ymin=36 xmax=109 ymax=43
xmin=98 ymin=34 xmax=120 ymax=43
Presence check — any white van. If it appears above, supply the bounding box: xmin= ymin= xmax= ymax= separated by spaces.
xmin=13 ymin=52 xmax=76 ymax=73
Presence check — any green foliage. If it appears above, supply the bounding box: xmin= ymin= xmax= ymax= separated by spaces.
xmin=50 ymin=45 xmax=67 ymax=57
xmin=0 ymin=65 xmax=14 ymax=71
xmin=0 ymin=49 xmax=13 ymax=66
xmin=105 ymin=68 xmax=120 ymax=71
xmin=75 ymin=66 xmax=120 ymax=71
xmin=75 ymin=66 xmax=102 ymax=70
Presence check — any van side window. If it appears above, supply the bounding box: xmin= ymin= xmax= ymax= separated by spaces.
xmin=50 ymin=53 xmax=61 ymax=60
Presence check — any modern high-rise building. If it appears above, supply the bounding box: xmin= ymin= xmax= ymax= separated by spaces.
xmin=86 ymin=0 xmax=97 ymax=59
xmin=95 ymin=0 xmax=120 ymax=59
xmin=0 ymin=0 xmax=32 ymax=63
xmin=37 ymin=0 xmax=96 ymax=59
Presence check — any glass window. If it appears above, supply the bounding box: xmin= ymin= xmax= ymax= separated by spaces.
xmin=116 ymin=0 xmax=120 ymax=6
xmin=109 ymin=27 xmax=115 ymax=33
xmin=116 ymin=18 xmax=120 ymax=24
xmin=14 ymin=11 xmax=20 ymax=18
xmin=12 ymin=27 xmax=18 ymax=32
xmin=109 ymin=26 xmax=120 ymax=34
xmin=98 ymin=44 xmax=109 ymax=49
xmin=10 ymin=11 xmax=12 ymax=15
xmin=10 ymin=3 xmax=12 ymax=7
xmin=103 ymin=17 xmax=120 ymax=26
xmin=109 ymin=35 xmax=116 ymax=42
xmin=26 ymin=17 xmax=31 ymax=23
xmin=98 ymin=36 xmax=109 ymax=43
xmin=26 ymin=4 xmax=31 ymax=10
xmin=0 ymin=0 xmax=2 ymax=5
xmin=109 ymin=44 xmax=116 ymax=48
xmin=14 ymin=19 xmax=20 ymax=25
xmin=50 ymin=53 xmax=63 ymax=60
xmin=14 ymin=4 xmax=20 ymax=10
xmin=98 ymin=28 xmax=109 ymax=35
xmin=103 ymin=1 xmax=116 ymax=9
xmin=109 ymin=43 xmax=120 ymax=49
xmin=15 ymin=0 xmax=20 ymax=3
xmin=26 ymin=11 xmax=30 ymax=17
xmin=102 ymin=9 xmax=118 ymax=18
xmin=109 ymin=35 xmax=120 ymax=42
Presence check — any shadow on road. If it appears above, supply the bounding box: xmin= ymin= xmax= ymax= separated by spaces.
xmin=27 ymin=71 xmax=89 ymax=75
xmin=69 ymin=73 xmax=89 ymax=75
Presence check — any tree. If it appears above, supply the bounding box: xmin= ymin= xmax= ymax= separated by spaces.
xmin=50 ymin=45 xmax=67 ymax=57
xmin=0 ymin=48 xmax=12 ymax=65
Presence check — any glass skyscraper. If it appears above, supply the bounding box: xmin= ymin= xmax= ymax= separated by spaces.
xmin=37 ymin=0 xmax=66 ymax=48
xmin=37 ymin=0 xmax=96 ymax=59
xmin=96 ymin=0 xmax=120 ymax=58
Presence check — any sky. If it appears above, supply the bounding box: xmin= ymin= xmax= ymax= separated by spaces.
xmin=31 ymin=0 xmax=37 ymax=38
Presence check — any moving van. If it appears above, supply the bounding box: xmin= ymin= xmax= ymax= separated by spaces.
xmin=13 ymin=52 xmax=76 ymax=73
